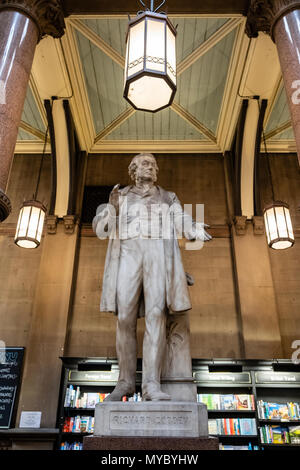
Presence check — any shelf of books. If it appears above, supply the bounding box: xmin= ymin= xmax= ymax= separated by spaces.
xmin=254 ymin=371 xmax=300 ymax=450
xmin=57 ymin=358 xmax=300 ymax=451
xmin=57 ymin=358 xmax=143 ymax=450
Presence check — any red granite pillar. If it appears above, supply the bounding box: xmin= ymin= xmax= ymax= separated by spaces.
xmin=0 ymin=11 xmax=38 ymax=220
xmin=246 ymin=0 xmax=300 ymax=166
xmin=0 ymin=1 xmax=65 ymax=221
xmin=273 ymin=10 xmax=300 ymax=166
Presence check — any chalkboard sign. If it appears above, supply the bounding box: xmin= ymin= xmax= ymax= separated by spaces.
xmin=0 ymin=347 xmax=24 ymax=428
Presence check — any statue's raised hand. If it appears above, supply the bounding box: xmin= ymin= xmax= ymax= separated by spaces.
xmin=109 ymin=184 xmax=120 ymax=213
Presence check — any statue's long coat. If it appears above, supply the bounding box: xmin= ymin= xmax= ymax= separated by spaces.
xmin=93 ymin=185 xmax=192 ymax=317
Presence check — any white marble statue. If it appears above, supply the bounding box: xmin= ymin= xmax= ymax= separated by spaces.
xmin=93 ymin=153 xmax=211 ymax=401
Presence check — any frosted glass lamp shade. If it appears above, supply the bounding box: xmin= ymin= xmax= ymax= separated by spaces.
xmin=124 ymin=11 xmax=176 ymax=112
xmin=263 ymin=201 xmax=294 ymax=250
xmin=14 ymin=200 xmax=46 ymax=249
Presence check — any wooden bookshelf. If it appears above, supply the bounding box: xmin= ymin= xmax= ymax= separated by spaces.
xmin=57 ymin=358 xmax=300 ymax=451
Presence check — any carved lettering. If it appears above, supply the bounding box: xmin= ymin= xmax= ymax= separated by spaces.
xmin=110 ymin=412 xmax=190 ymax=427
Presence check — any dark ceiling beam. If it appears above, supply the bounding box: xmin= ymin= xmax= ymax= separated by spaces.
xmin=62 ymin=0 xmax=250 ymax=16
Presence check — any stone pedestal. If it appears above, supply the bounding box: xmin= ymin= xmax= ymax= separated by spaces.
xmin=83 ymin=401 xmax=218 ymax=451
xmin=94 ymin=402 xmax=208 ymax=438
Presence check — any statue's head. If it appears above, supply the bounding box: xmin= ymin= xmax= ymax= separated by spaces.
xmin=128 ymin=153 xmax=159 ymax=183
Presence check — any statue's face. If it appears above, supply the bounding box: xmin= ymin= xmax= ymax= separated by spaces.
xmin=135 ymin=155 xmax=158 ymax=182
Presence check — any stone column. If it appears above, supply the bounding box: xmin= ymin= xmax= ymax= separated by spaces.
xmin=231 ymin=219 xmax=283 ymax=358
xmin=17 ymin=220 xmax=80 ymax=429
xmin=0 ymin=0 xmax=65 ymax=221
xmin=246 ymin=0 xmax=300 ymax=166
xmin=223 ymin=154 xmax=283 ymax=359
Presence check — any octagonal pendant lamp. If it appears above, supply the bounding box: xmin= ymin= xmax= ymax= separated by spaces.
xmin=14 ymin=200 xmax=46 ymax=248
xmin=123 ymin=0 xmax=177 ymax=112
xmin=14 ymin=127 xmax=48 ymax=249
xmin=261 ymin=131 xmax=294 ymax=250
xmin=263 ymin=201 xmax=294 ymax=250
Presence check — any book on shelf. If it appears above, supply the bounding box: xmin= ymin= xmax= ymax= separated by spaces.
xmin=63 ymin=416 xmax=94 ymax=434
xmin=64 ymin=386 xmax=111 ymax=408
xmin=198 ymin=394 xmax=255 ymax=411
xmin=64 ymin=386 xmax=143 ymax=408
xmin=219 ymin=443 xmax=259 ymax=450
xmin=257 ymin=400 xmax=300 ymax=421
xmin=121 ymin=393 xmax=142 ymax=402
xmin=86 ymin=393 xmax=101 ymax=408
xmin=61 ymin=441 xmax=83 ymax=450
xmin=289 ymin=426 xmax=300 ymax=444
xmin=259 ymin=424 xmax=297 ymax=444
xmin=208 ymin=418 xmax=257 ymax=436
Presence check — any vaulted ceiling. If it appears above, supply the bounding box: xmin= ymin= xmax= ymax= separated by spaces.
xmin=15 ymin=13 xmax=295 ymax=155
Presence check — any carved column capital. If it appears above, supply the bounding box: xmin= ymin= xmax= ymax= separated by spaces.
xmin=0 ymin=189 xmax=11 ymax=222
xmin=252 ymin=215 xmax=265 ymax=235
xmin=63 ymin=215 xmax=78 ymax=234
xmin=246 ymin=0 xmax=300 ymax=41
xmin=233 ymin=215 xmax=248 ymax=235
xmin=0 ymin=0 xmax=65 ymax=41
xmin=46 ymin=215 xmax=58 ymax=234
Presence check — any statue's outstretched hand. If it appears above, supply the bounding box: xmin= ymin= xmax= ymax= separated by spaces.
xmin=201 ymin=223 xmax=212 ymax=241
xmin=189 ymin=223 xmax=212 ymax=241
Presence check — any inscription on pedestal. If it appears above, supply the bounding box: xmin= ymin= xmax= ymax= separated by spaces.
xmin=110 ymin=411 xmax=192 ymax=431
xmin=94 ymin=402 xmax=208 ymax=438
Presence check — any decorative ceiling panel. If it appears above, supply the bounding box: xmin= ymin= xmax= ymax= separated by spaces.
xmin=17 ymin=129 xmax=39 ymax=141
xmin=21 ymin=85 xmax=45 ymax=133
xmin=266 ymin=85 xmax=291 ymax=133
xmin=177 ymin=28 xmax=237 ymax=134
xmin=271 ymin=127 xmax=294 ymax=140
xmin=81 ymin=18 xmax=128 ymax=57
xmin=104 ymin=107 xmax=208 ymax=140
xmin=82 ymin=17 xmax=229 ymax=63
xmin=75 ymin=29 xmax=128 ymax=135
xmin=16 ymin=15 xmax=246 ymax=152
xmin=171 ymin=17 xmax=229 ymax=63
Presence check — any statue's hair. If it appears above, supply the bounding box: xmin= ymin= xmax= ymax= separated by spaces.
xmin=128 ymin=153 xmax=158 ymax=181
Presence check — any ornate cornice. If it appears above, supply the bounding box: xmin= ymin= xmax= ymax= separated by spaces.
xmin=233 ymin=215 xmax=248 ymax=235
xmin=246 ymin=0 xmax=300 ymax=41
xmin=46 ymin=214 xmax=58 ymax=234
xmin=252 ymin=216 xmax=265 ymax=235
xmin=0 ymin=189 xmax=11 ymax=222
xmin=63 ymin=215 xmax=78 ymax=234
xmin=0 ymin=0 xmax=65 ymax=40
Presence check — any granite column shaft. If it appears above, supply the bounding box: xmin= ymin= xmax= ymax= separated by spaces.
xmin=0 ymin=10 xmax=38 ymax=219
xmin=274 ymin=9 xmax=300 ymax=166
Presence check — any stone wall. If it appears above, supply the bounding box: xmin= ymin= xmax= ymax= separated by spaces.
xmin=0 ymin=154 xmax=51 ymax=348
xmin=260 ymin=154 xmax=300 ymax=358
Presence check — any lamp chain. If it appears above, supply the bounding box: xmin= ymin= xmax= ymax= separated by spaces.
xmin=257 ymin=100 xmax=276 ymax=203
xmin=138 ymin=0 xmax=166 ymax=12
xmin=34 ymin=126 xmax=49 ymax=201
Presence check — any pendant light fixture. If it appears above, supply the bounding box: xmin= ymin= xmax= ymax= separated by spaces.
xmin=14 ymin=128 xmax=48 ymax=249
xmin=261 ymin=122 xmax=294 ymax=250
xmin=123 ymin=0 xmax=177 ymax=112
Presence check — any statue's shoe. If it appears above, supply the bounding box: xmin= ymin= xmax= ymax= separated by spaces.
xmin=142 ymin=390 xmax=171 ymax=401
xmin=104 ymin=383 xmax=135 ymax=402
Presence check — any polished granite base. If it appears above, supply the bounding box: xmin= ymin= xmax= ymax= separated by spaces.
xmin=83 ymin=435 xmax=219 ymax=450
